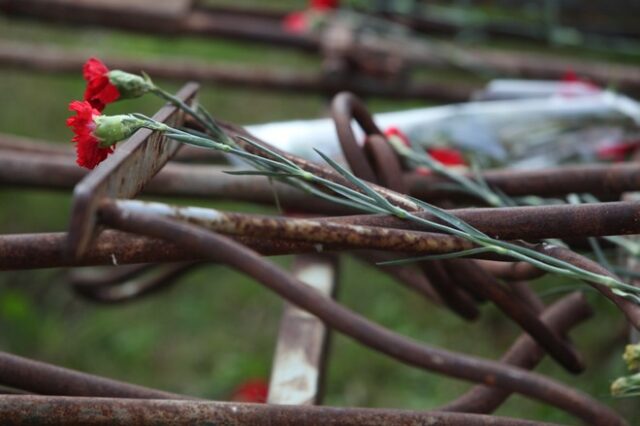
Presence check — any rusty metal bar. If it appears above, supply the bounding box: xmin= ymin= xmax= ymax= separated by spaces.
xmin=67 ymin=82 xmax=198 ymax=259
xmin=440 ymin=292 xmax=593 ymax=414
xmin=406 ymin=163 xmax=640 ymax=200
xmin=0 ymin=0 xmax=317 ymax=51
xmin=420 ymin=260 xmax=480 ymax=320
xmin=0 ymin=150 xmax=348 ymax=215
xmin=0 ymin=42 xmax=473 ymax=102
xmin=7 ymin=142 xmax=640 ymax=220
xmin=353 ymin=251 xmax=442 ymax=304
xmin=474 ymin=260 xmax=546 ymax=281
xmin=0 ymin=395 xmax=562 ymax=426
xmin=0 ymin=231 xmax=328 ymax=270
xmin=98 ymin=201 xmax=625 ymax=425
xmin=0 ymin=351 xmax=188 ymax=400
xmin=5 ymin=148 xmax=640 ymax=240
xmin=327 ymin=201 xmax=640 ymax=241
xmin=442 ymin=259 xmax=584 ymax=373
xmin=108 ymin=200 xmax=475 ymax=256
xmin=4 ymin=0 xmax=640 ymax=95
xmin=268 ymin=254 xmax=338 ymax=405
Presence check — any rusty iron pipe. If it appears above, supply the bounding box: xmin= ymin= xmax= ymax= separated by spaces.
xmin=420 ymin=260 xmax=480 ymax=320
xmin=0 ymin=231 xmax=326 ymax=270
xmin=407 ymin=163 xmax=640 ymax=200
xmin=0 ymin=352 xmax=188 ymax=400
xmin=0 ymin=395 xmax=562 ymax=426
xmin=5 ymin=150 xmax=640 ymax=241
xmin=111 ymin=200 xmax=475 ymax=256
xmin=475 ymin=260 xmax=546 ymax=281
xmin=0 ymin=42 xmax=472 ymax=102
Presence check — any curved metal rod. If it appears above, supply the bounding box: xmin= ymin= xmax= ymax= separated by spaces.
xmin=0 ymin=351 xmax=188 ymax=400
xmin=353 ymin=251 xmax=442 ymax=305
xmin=509 ymin=281 xmax=546 ymax=313
xmin=332 ymin=94 xmax=567 ymax=351
xmin=475 ymin=260 xmax=547 ymax=282
xmin=363 ymin=134 xmax=408 ymax=193
xmin=420 ymin=260 xmax=480 ymax=320
xmin=99 ymin=202 xmax=626 ymax=426
xmin=440 ymin=292 xmax=592 ymax=413
xmin=330 ymin=95 xmax=482 ymax=319
xmin=331 ymin=92 xmax=382 ymax=183
xmin=0 ymin=395 xmax=562 ymax=426
xmin=70 ymin=262 xmax=200 ymax=304
xmin=443 ymin=259 xmax=584 ymax=373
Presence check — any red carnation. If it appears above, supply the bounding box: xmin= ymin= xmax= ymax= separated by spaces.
xmin=231 ymin=379 xmax=269 ymax=403
xmin=66 ymin=100 xmax=114 ymax=169
xmin=283 ymin=11 xmax=308 ymax=34
xmin=83 ymin=58 xmax=120 ymax=111
xmin=384 ymin=126 xmax=411 ymax=147
xmin=427 ymin=147 xmax=466 ymax=166
xmin=311 ymin=0 xmax=339 ymax=10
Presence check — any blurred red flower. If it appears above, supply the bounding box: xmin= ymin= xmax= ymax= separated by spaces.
xmin=427 ymin=147 xmax=466 ymax=166
xmin=385 ymin=126 xmax=466 ymax=175
xmin=231 ymin=379 xmax=269 ymax=403
xmin=311 ymin=0 xmax=339 ymax=9
xmin=282 ymin=11 xmax=308 ymax=34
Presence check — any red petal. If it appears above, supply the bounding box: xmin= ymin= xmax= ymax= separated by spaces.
xmin=67 ymin=100 xmax=113 ymax=169
xmin=311 ymin=0 xmax=338 ymax=9
xmin=428 ymin=148 xmax=466 ymax=166
xmin=83 ymin=58 xmax=109 ymax=82
xmin=283 ymin=12 xmax=307 ymax=33
xmin=83 ymin=74 xmax=120 ymax=111
xmin=384 ymin=126 xmax=412 ymax=147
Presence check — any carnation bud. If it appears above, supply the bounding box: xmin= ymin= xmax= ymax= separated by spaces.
xmin=93 ymin=115 xmax=146 ymax=147
xmin=611 ymin=372 xmax=640 ymax=397
xmin=107 ymin=70 xmax=154 ymax=100
xmin=623 ymin=343 xmax=640 ymax=371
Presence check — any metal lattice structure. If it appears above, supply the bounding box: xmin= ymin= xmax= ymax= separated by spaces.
xmin=2 ymin=1 xmax=640 ymax=424
xmin=0 ymin=81 xmax=638 ymax=424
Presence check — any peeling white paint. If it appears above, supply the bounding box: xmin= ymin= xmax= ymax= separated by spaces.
xmin=115 ymin=200 xmax=222 ymax=221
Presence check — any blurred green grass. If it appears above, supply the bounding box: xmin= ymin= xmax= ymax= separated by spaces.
xmin=0 ymin=4 xmax=639 ymax=424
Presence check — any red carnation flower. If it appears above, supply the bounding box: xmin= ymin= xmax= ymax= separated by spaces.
xmin=283 ymin=11 xmax=308 ymax=34
xmin=384 ymin=126 xmax=465 ymax=174
xmin=66 ymin=100 xmax=114 ymax=169
xmin=311 ymin=0 xmax=339 ymax=10
xmin=231 ymin=379 xmax=269 ymax=403
xmin=427 ymin=147 xmax=466 ymax=166
xmin=384 ymin=126 xmax=411 ymax=147
xmin=83 ymin=58 xmax=120 ymax=111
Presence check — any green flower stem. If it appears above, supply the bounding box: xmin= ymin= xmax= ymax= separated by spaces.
xmin=137 ymin=117 xmax=640 ymax=303
xmin=389 ymin=138 xmax=504 ymax=207
xmin=150 ymin=87 xmax=233 ymax=146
